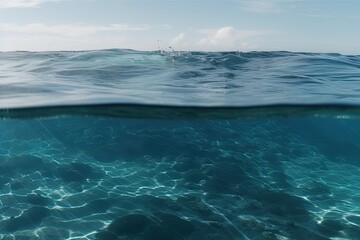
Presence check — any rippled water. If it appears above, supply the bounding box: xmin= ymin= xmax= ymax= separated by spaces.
xmin=0 ymin=50 xmax=360 ymax=240
xmin=0 ymin=50 xmax=359 ymax=108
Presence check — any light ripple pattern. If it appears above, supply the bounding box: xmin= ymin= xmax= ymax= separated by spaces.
xmin=0 ymin=115 xmax=359 ymax=240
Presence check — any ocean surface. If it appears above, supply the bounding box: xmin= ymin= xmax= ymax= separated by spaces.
xmin=0 ymin=50 xmax=360 ymax=240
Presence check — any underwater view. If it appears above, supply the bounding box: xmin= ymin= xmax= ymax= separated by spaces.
xmin=0 ymin=50 xmax=360 ymax=240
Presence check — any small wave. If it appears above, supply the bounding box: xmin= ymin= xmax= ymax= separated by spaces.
xmin=1 ymin=49 xmax=360 ymax=109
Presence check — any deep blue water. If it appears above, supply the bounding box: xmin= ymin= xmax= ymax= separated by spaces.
xmin=0 ymin=50 xmax=360 ymax=240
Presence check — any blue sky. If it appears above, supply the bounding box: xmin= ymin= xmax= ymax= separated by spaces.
xmin=1 ymin=0 xmax=359 ymax=54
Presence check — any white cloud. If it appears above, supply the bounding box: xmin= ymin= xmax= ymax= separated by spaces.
xmin=0 ymin=0 xmax=62 ymax=8
xmin=170 ymin=33 xmax=185 ymax=46
xmin=197 ymin=26 xmax=266 ymax=51
xmin=166 ymin=27 xmax=269 ymax=51
xmin=198 ymin=27 xmax=239 ymax=47
xmin=0 ymin=23 xmax=150 ymax=38
xmin=0 ymin=23 xmax=269 ymax=52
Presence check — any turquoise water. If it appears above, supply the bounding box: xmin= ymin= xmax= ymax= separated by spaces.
xmin=0 ymin=50 xmax=360 ymax=240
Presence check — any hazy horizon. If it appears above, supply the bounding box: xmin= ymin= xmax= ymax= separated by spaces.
xmin=1 ymin=0 xmax=360 ymax=54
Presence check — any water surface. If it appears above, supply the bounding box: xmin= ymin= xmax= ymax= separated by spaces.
xmin=0 ymin=50 xmax=360 ymax=240
xmin=0 ymin=50 xmax=359 ymax=108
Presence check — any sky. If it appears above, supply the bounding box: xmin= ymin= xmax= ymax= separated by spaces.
xmin=0 ymin=0 xmax=360 ymax=54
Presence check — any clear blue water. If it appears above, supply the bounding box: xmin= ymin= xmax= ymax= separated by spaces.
xmin=0 ymin=50 xmax=360 ymax=240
